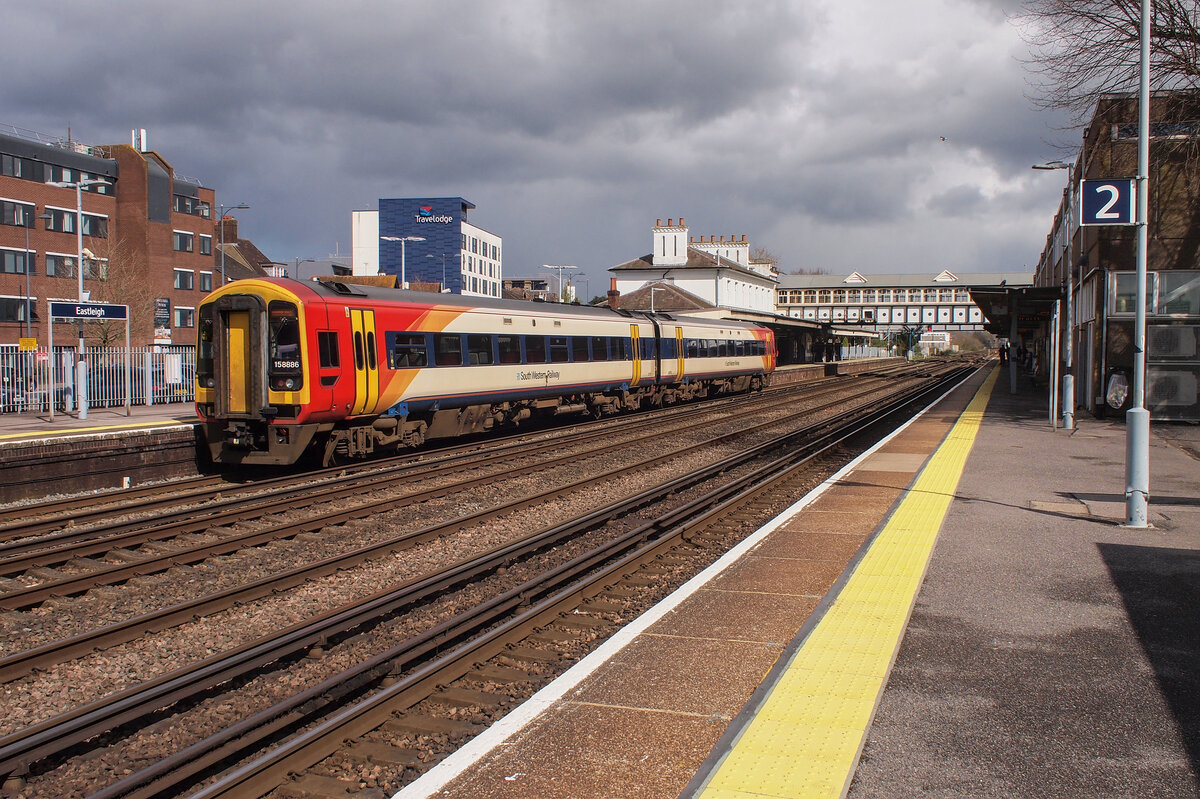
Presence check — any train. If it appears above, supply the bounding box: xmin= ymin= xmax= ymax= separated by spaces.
xmin=195 ymin=278 xmax=776 ymax=466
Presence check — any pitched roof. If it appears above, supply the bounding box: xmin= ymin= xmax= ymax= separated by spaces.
xmin=616 ymin=280 xmax=714 ymax=312
xmin=611 ymin=247 xmax=775 ymax=282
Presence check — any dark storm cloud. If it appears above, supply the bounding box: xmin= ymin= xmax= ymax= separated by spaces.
xmin=1 ymin=0 xmax=1073 ymax=283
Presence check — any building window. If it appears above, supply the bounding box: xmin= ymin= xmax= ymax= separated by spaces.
xmin=817 ymin=290 xmax=831 ymax=303
xmin=81 ymin=214 xmax=107 ymax=238
xmin=174 ymin=307 xmax=195 ymax=328
xmin=955 ymin=289 xmax=970 ymax=301
xmin=174 ymin=269 xmax=194 ymax=290
xmin=85 ymin=258 xmax=108 ymax=281
xmin=199 ymin=272 xmax=212 ymax=292
xmin=46 ymin=254 xmax=73 ymax=277
xmin=1 ymin=200 xmax=34 ymax=228
xmin=199 ymin=235 xmax=212 ymax=256
xmin=878 ymin=289 xmax=892 ymax=302
xmin=863 ymin=289 xmax=876 ymax=302
xmin=1 ymin=248 xmax=31 ymax=274
xmin=3 ymin=153 xmax=44 ymax=181
xmin=44 ymin=208 xmax=75 ymax=234
xmin=847 ymin=289 xmax=861 ymax=303
xmin=173 ymin=231 xmax=194 ymax=253
xmin=833 ymin=289 xmax=846 ymax=303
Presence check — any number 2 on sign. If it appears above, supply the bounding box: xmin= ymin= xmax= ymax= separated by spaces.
xmin=1093 ymin=184 xmax=1123 ymax=219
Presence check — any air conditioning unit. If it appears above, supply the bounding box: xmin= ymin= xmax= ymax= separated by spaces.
xmin=1148 ymin=325 xmax=1198 ymax=359
xmin=1147 ymin=369 xmax=1198 ymax=407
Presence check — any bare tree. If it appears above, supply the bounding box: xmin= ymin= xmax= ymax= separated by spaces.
xmin=79 ymin=236 xmax=154 ymax=346
xmin=1017 ymin=0 xmax=1200 ymax=122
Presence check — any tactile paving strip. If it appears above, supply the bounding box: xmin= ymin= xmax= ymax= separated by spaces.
xmin=695 ymin=369 xmax=998 ymax=799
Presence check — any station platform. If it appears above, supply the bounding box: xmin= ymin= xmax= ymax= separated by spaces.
xmin=0 ymin=402 xmax=197 ymax=445
xmin=396 ymin=364 xmax=1200 ymax=799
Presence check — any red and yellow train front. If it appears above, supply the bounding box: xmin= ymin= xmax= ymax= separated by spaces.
xmin=195 ymin=280 xmax=334 ymax=465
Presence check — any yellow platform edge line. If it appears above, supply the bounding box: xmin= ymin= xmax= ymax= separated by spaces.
xmin=0 ymin=418 xmax=195 ymax=441
xmin=696 ymin=368 xmax=998 ymax=799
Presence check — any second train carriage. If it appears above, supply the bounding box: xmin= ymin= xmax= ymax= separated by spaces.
xmin=196 ymin=278 xmax=775 ymax=466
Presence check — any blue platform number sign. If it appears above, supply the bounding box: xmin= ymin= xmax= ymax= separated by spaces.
xmin=1080 ymin=179 xmax=1136 ymax=226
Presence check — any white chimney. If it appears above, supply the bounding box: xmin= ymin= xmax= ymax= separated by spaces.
xmin=652 ymin=217 xmax=688 ymax=267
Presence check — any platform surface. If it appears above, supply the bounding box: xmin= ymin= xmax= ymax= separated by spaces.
xmin=395 ymin=364 xmax=1200 ymax=799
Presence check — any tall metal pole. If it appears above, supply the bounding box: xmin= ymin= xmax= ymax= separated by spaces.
xmin=1125 ymin=0 xmax=1152 ymax=528
xmin=23 ymin=215 xmax=32 ymax=339
xmin=1063 ymin=179 xmax=1075 ymax=430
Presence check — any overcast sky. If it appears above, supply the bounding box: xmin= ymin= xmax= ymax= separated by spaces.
xmin=3 ymin=0 xmax=1076 ymax=297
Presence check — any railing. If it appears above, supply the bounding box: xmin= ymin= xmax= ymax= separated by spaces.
xmin=0 ymin=345 xmax=195 ymax=414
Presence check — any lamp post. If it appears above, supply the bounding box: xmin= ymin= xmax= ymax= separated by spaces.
xmin=650 ymin=286 xmax=665 ymax=312
xmin=215 ymin=203 xmax=250 ymax=285
xmin=48 ymin=178 xmax=110 ymax=353
xmin=541 ymin=264 xmax=578 ymax=302
xmin=291 ymin=257 xmax=315 ymax=278
xmin=1125 ymin=0 xmax=1152 ymax=528
xmin=1033 ymin=159 xmax=1077 ymax=430
xmin=381 ymin=235 xmax=425 ymax=288
xmin=426 ymin=253 xmax=460 ymax=293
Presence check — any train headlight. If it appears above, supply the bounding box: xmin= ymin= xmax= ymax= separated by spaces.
xmin=285 ymin=378 xmax=296 ymax=390
xmin=204 ymin=376 xmax=215 ymax=388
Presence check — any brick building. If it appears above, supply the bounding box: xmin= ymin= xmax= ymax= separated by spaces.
xmin=0 ymin=126 xmax=266 ymax=347
xmin=1035 ymin=91 xmax=1200 ymax=420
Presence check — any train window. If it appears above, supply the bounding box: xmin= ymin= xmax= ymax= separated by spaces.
xmin=708 ymin=340 xmax=720 ymax=357
xmin=197 ymin=306 xmax=214 ymax=384
xmin=735 ymin=340 xmax=745 ymax=357
xmin=498 ymin=335 xmax=522 ymax=364
xmin=366 ymin=332 xmax=377 ymax=370
xmin=435 ymin=334 xmax=463 ymax=366
xmin=612 ymin=336 xmax=628 ymax=360
xmin=468 ymin=334 xmax=494 ymax=365
xmin=717 ymin=341 xmax=728 ymax=357
xmin=685 ymin=339 xmax=698 ymax=358
xmin=571 ymin=336 xmax=589 ymax=362
xmin=640 ymin=337 xmax=656 ymax=360
xmin=318 ymin=332 xmax=340 ymax=368
xmin=387 ymin=333 xmax=426 ymax=368
xmin=549 ymin=336 xmax=569 ymax=363
xmin=525 ymin=335 xmax=547 ymax=363
xmin=353 ymin=331 xmax=364 ymax=371
xmin=661 ymin=338 xmax=676 ymax=360
xmin=268 ymin=301 xmax=303 ymax=390
xmin=590 ymin=336 xmax=608 ymax=361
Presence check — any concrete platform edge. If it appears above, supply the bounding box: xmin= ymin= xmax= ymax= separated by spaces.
xmin=392 ymin=365 xmax=989 ymax=799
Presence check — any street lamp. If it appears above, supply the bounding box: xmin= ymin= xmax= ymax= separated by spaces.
xmin=48 ymin=178 xmax=110 ymax=351
xmin=426 ymin=253 xmax=460 ymax=293
xmin=381 ymin=235 xmax=425 ymax=289
xmin=291 ymin=257 xmax=315 ymax=279
xmin=1032 ymin=159 xmax=1077 ymax=430
xmin=215 ymin=203 xmax=250 ymax=285
xmin=650 ymin=286 xmax=665 ymax=312
xmin=541 ymin=264 xmax=578 ymax=302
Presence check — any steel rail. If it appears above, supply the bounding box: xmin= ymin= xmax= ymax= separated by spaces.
xmin=0 ymin=369 xmax=957 ymax=783
xmin=97 ymin=365 xmax=979 ymax=799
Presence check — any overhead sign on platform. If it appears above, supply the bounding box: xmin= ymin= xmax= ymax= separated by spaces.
xmin=49 ymin=301 xmax=128 ymax=320
xmin=1080 ymin=179 xmax=1136 ymax=226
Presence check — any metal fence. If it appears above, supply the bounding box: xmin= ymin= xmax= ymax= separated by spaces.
xmin=0 ymin=345 xmax=195 ymax=414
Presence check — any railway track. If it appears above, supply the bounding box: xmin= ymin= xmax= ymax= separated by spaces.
xmin=0 ymin=360 xmax=977 ymax=798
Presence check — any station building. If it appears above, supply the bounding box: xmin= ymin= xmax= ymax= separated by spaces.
xmin=1034 ymin=91 xmax=1200 ymax=421
xmin=775 ymin=270 xmax=1030 ymax=332
xmin=0 ymin=126 xmax=268 ymax=347
xmin=351 ymin=197 xmax=502 ymax=298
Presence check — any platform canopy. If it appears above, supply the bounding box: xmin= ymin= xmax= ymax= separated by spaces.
xmin=969 ymin=285 xmax=1063 ymax=336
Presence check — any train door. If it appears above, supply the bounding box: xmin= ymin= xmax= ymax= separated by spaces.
xmin=349 ymin=308 xmax=380 ymax=415
xmin=207 ymin=293 xmax=266 ymax=418
xmin=630 ymin=324 xmax=641 ymax=387
xmin=225 ymin=311 xmax=252 ymax=414
xmin=676 ymin=326 xmax=685 ymax=381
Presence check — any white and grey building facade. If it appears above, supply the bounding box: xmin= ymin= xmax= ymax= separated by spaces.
xmin=775 ymin=270 xmax=1032 ymax=333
